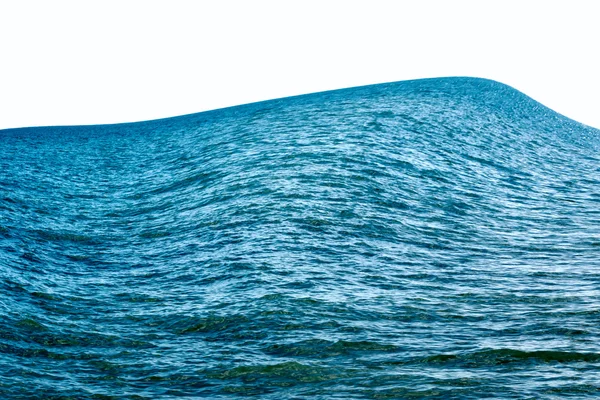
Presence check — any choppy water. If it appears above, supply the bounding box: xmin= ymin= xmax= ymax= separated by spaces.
xmin=1 ymin=77 xmax=600 ymax=399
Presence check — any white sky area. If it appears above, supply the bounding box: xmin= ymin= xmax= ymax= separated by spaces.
xmin=1 ymin=0 xmax=598 ymax=130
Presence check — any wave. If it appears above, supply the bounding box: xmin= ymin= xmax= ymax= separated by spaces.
xmin=1 ymin=77 xmax=600 ymax=398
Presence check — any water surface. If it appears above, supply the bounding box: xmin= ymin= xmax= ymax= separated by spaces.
xmin=1 ymin=77 xmax=600 ymax=398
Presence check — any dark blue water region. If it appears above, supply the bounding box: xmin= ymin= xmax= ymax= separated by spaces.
xmin=1 ymin=77 xmax=600 ymax=399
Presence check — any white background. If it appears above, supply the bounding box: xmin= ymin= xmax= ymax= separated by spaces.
xmin=1 ymin=0 xmax=598 ymax=130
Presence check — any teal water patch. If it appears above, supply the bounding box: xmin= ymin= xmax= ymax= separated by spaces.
xmin=1 ymin=77 xmax=600 ymax=398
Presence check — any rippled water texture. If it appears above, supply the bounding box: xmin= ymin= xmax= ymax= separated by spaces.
xmin=1 ymin=77 xmax=600 ymax=399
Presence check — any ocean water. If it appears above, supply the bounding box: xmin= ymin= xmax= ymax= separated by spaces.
xmin=1 ymin=77 xmax=600 ymax=399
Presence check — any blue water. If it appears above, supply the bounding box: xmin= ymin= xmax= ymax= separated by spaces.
xmin=1 ymin=77 xmax=600 ymax=399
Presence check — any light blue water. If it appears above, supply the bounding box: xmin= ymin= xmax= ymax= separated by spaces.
xmin=1 ymin=77 xmax=600 ymax=399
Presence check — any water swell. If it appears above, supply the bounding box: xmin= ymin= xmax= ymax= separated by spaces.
xmin=1 ymin=77 xmax=600 ymax=398
xmin=415 ymin=349 xmax=600 ymax=366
